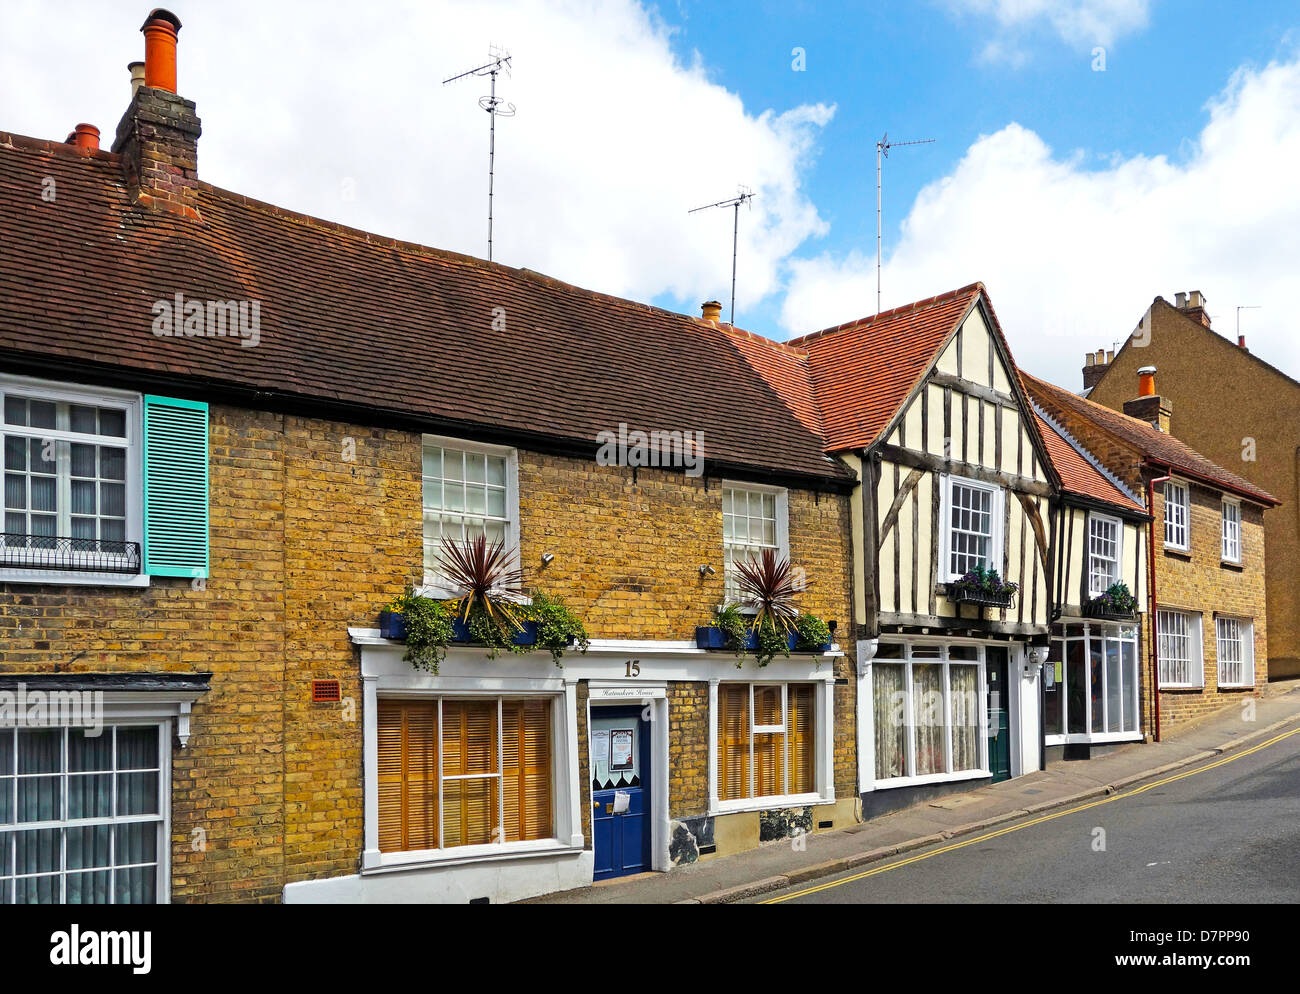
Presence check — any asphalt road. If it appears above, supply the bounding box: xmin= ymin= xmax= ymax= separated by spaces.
xmin=756 ymin=725 xmax=1300 ymax=904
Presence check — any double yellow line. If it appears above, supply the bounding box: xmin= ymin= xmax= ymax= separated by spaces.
xmin=762 ymin=724 xmax=1300 ymax=904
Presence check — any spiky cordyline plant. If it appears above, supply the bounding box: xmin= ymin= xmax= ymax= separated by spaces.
xmin=439 ymin=534 xmax=525 ymax=632
xmin=733 ymin=549 xmax=801 ymax=635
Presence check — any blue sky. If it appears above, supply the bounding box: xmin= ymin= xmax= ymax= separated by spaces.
xmin=647 ymin=0 xmax=1300 ymax=354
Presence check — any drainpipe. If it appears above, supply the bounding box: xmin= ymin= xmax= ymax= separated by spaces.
xmin=1146 ymin=467 xmax=1172 ymax=742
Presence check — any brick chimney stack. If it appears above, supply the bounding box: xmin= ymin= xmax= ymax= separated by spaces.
xmin=1081 ymin=347 xmax=1114 ymax=391
xmin=1123 ymin=365 xmax=1173 ymax=433
xmin=1174 ymin=289 xmax=1211 ymax=328
xmin=111 ymin=9 xmax=202 ymax=219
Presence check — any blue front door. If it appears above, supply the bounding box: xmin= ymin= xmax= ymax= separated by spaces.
xmin=591 ymin=706 xmax=651 ymax=880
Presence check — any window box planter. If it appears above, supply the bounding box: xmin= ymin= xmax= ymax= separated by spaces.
xmin=1083 ymin=600 xmax=1137 ymax=622
xmin=948 ymin=586 xmax=1016 ymax=609
xmin=696 ymin=626 xmax=797 ymax=652
xmin=448 ymin=618 xmax=539 ymax=646
xmin=384 ymin=613 xmax=539 ymax=647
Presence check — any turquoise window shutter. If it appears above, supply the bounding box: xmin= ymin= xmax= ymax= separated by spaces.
xmin=142 ymin=395 xmax=210 ymax=578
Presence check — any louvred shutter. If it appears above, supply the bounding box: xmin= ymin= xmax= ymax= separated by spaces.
xmin=788 ymin=685 xmax=815 ymax=795
xmin=142 ymin=395 xmax=209 ymax=577
xmin=718 ymin=685 xmax=749 ymax=801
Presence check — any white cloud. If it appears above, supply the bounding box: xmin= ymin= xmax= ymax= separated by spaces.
xmin=943 ymin=0 xmax=1152 ymax=61
xmin=782 ymin=54 xmax=1300 ymax=388
xmin=0 ymin=0 xmax=832 ymax=309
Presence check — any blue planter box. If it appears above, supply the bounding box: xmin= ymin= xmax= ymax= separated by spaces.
xmin=798 ymin=640 xmax=833 ymax=653
xmin=696 ymin=626 xmax=798 ymax=651
xmin=379 ymin=611 xmax=407 ymax=640
xmin=512 ymin=621 xmax=539 ymax=646
xmin=451 ymin=619 xmax=472 ymax=642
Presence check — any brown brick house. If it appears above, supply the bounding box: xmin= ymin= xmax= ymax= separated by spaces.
xmin=0 ymin=11 xmax=858 ymax=904
xmin=1025 ymin=371 xmax=1279 ymax=733
xmin=1083 ymin=292 xmax=1300 ymax=679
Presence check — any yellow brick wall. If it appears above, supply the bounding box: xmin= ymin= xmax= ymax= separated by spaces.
xmin=0 ymin=405 xmax=857 ymax=900
xmin=1147 ymin=481 xmax=1268 ymax=729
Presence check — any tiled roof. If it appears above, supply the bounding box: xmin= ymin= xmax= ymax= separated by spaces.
xmin=792 ymin=284 xmax=983 ymax=451
xmin=1023 ymin=371 xmax=1280 ymax=506
xmin=1033 ymin=407 xmax=1145 ymax=513
xmin=0 ymin=132 xmax=852 ymax=485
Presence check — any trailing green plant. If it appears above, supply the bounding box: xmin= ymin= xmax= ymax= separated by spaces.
xmin=749 ymin=614 xmax=791 ymax=668
xmin=525 ymin=590 xmax=590 ymax=665
xmin=794 ymin=612 xmax=832 ymax=651
xmin=387 ymin=583 xmax=455 ymax=674
xmin=713 ymin=602 xmax=749 ymax=660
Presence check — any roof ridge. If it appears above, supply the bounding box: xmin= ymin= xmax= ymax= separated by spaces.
xmin=787 ymin=281 xmax=983 ymax=346
xmin=0 ymin=130 xmax=120 ymax=164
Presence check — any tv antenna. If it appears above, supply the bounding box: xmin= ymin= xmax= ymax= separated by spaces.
xmin=689 ymin=186 xmax=756 ymax=325
xmin=444 ymin=45 xmax=516 ymax=262
xmin=1236 ymin=305 xmax=1261 ymax=338
xmin=876 ymin=133 xmax=934 ymax=314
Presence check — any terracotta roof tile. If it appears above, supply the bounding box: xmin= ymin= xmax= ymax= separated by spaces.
xmin=793 ymin=284 xmax=983 ymax=450
xmin=0 ymin=133 xmax=851 ymax=485
xmin=1023 ymin=371 xmax=1279 ymax=506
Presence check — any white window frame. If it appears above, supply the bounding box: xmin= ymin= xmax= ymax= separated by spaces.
xmin=938 ymin=474 xmax=1005 ymax=582
xmin=1157 ymin=609 xmax=1204 ymax=688
xmin=0 ymin=374 xmax=147 ymax=588
xmin=709 ymin=675 xmax=833 ymax=816
xmin=1163 ymin=480 xmax=1190 ymax=552
xmin=361 ymin=676 xmax=578 ymax=875
xmin=1044 ymin=621 xmax=1142 ymax=745
xmin=867 ymin=641 xmax=990 ymax=790
xmin=419 ymin=435 xmax=520 ymax=598
xmin=0 ymin=719 xmax=171 ymax=904
xmin=1215 ymin=616 xmax=1255 ymax=688
xmin=1087 ymin=513 xmax=1123 ymax=598
xmin=1221 ymin=498 xmax=1242 ymax=564
xmin=720 ymin=481 xmax=790 ymax=605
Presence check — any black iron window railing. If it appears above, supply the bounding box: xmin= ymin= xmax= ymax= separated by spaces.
xmin=0 ymin=533 xmax=142 ymax=574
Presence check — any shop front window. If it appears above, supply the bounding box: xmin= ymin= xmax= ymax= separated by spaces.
xmin=1046 ymin=622 xmax=1140 ymax=739
xmin=872 ymin=641 xmax=985 ymax=784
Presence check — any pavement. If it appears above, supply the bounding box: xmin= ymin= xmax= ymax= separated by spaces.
xmin=524 ymin=678 xmax=1300 ymax=904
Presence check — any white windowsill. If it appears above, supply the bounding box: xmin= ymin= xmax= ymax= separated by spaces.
xmin=361 ymin=838 xmax=584 ymax=875
xmin=1158 ymin=682 xmax=1205 ymax=690
xmin=0 ymin=568 xmax=150 ymax=588
xmin=873 ymin=769 xmax=990 ymax=791
xmin=1215 ymin=682 xmax=1255 ymax=690
xmin=1045 ymin=732 xmax=1143 ymax=746
xmin=710 ymin=791 xmax=829 ymax=817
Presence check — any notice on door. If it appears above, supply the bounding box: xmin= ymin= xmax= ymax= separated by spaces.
xmin=591 ymin=729 xmax=611 ymax=782
xmin=610 ymin=728 xmax=634 ymax=771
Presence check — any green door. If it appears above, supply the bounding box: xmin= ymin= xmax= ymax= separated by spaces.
xmin=986 ymin=647 xmax=1012 ymax=783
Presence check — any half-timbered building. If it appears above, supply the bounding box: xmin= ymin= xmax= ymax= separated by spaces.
xmin=795 ymin=284 xmax=1060 ymax=815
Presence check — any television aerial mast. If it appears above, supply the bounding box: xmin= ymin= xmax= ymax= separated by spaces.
xmin=444 ymin=45 xmax=516 ymax=262
xmin=876 ymin=133 xmax=934 ymax=314
xmin=689 ymin=186 xmax=756 ymax=325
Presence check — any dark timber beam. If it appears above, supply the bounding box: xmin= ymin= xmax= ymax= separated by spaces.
xmin=875 ymin=442 xmax=1054 ymax=497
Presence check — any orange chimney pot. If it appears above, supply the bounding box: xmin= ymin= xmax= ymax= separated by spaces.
xmin=70 ymin=123 xmax=100 ymax=153
xmin=141 ymin=9 xmax=182 ymax=93
xmin=1137 ymin=365 xmax=1157 ymax=398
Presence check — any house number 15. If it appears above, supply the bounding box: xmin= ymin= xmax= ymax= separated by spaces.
xmin=625 ymin=660 xmax=641 ymax=677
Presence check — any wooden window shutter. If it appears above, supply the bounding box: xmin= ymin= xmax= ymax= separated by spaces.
xmin=142 ymin=395 xmax=209 ymax=577
xmin=788 ymin=685 xmax=815 ymax=795
xmin=502 ymin=700 xmax=552 ymax=842
xmin=753 ymin=686 xmax=783 ymax=797
xmin=718 ymin=685 xmax=750 ymax=801
xmin=377 ymin=701 xmax=439 ymax=853
xmin=442 ymin=701 xmax=498 ymax=847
